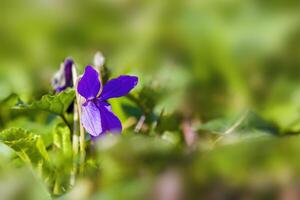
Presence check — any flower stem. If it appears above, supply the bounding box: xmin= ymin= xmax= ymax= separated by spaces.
xmin=70 ymin=65 xmax=79 ymax=186
xmin=61 ymin=114 xmax=72 ymax=132
xmin=70 ymin=63 xmax=86 ymax=184
xmin=72 ymin=65 xmax=86 ymax=175
xmin=76 ymin=94 xmax=85 ymax=174
xmin=70 ymin=100 xmax=79 ymax=186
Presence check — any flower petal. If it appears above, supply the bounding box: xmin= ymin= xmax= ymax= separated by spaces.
xmin=81 ymin=100 xmax=103 ymax=137
xmin=77 ymin=66 xmax=101 ymax=100
xmin=98 ymin=101 xmax=122 ymax=134
xmin=64 ymin=58 xmax=74 ymax=88
xmin=100 ymin=75 xmax=138 ymax=100
xmin=81 ymin=100 xmax=122 ymax=139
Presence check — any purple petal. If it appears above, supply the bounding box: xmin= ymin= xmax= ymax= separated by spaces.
xmin=64 ymin=58 xmax=74 ymax=88
xmin=90 ymin=101 xmax=122 ymax=140
xmin=81 ymin=100 xmax=122 ymax=139
xmin=81 ymin=100 xmax=103 ymax=137
xmin=100 ymin=75 xmax=138 ymax=100
xmin=98 ymin=101 xmax=122 ymax=134
xmin=77 ymin=66 xmax=101 ymax=100
xmin=52 ymin=58 xmax=74 ymax=93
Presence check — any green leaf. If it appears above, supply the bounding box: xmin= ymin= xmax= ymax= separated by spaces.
xmin=53 ymin=123 xmax=72 ymax=157
xmin=197 ymin=117 xmax=236 ymax=135
xmin=0 ymin=128 xmax=56 ymax=193
xmin=0 ymin=93 xmax=22 ymax=127
xmin=51 ymin=123 xmax=73 ymax=195
xmin=14 ymin=89 xmax=75 ymax=115
xmin=0 ymin=128 xmax=53 ymax=198
xmin=0 ymin=127 xmax=49 ymax=165
xmin=197 ymin=111 xmax=279 ymax=136
xmin=0 ymin=93 xmax=21 ymax=107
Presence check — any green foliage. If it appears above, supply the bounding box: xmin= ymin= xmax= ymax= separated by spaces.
xmin=0 ymin=127 xmax=49 ymax=165
xmin=198 ymin=111 xmax=279 ymax=136
xmin=0 ymin=127 xmax=53 ymax=198
xmin=50 ymin=123 xmax=73 ymax=196
xmin=0 ymin=0 xmax=300 ymax=199
xmin=14 ymin=89 xmax=75 ymax=115
xmin=0 ymin=93 xmax=22 ymax=128
xmin=53 ymin=123 xmax=72 ymax=157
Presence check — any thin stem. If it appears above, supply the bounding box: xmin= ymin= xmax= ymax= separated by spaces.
xmin=61 ymin=114 xmax=72 ymax=132
xmin=70 ymin=66 xmax=79 ymax=186
xmin=76 ymin=94 xmax=85 ymax=174
xmin=70 ymin=103 xmax=79 ymax=186
xmin=213 ymin=109 xmax=249 ymax=146
xmin=72 ymin=68 xmax=86 ymax=174
xmin=224 ymin=109 xmax=249 ymax=135
xmin=134 ymin=115 xmax=146 ymax=133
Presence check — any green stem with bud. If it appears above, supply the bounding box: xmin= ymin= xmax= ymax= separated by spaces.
xmin=70 ymin=64 xmax=86 ymax=186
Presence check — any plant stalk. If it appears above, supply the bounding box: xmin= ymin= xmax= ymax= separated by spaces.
xmin=70 ymin=65 xmax=80 ymax=186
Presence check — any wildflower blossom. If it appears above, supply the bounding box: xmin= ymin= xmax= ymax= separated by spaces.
xmin=52 ymin=58 xmax=74 ymax=92
xmin=77 ymin=66 xmax=138 ymax=138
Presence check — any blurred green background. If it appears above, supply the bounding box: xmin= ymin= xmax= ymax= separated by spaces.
xmin=1 ymin=0 xmax=300 ymax=199
xmin=1 ymin=0 xmax=300 ymax=125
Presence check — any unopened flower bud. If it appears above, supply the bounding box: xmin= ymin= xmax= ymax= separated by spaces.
xmin=93 ymin=51 xmax=105 ymax=70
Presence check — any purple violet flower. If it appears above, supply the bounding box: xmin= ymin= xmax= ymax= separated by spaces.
xmin=77 ymin=66 xmax=138 ymax=138
xmin=52 ymin=58 xmax=74 ymax=93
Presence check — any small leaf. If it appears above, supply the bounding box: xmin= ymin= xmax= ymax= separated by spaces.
xmin=197 ymin=111 xmax=279 ymax=136
xmin=53 ymin=123 xmax=72 ymax=157
xmin=51 ymin=123 xmax=73 ymax=195
xmin=197 ymin=117 xmax=235 ymax=135
xmin=14 ymin=89 xmax=75 ymax=115
xmin=0 ymin=93 xmax=22 ymax=127
xmin=0 ymin=127 xmax=49 ymax=165
xmin=0 ymin=128 xmax=55 ymax=197
xmin=0 ymin=128 xmax=56 ymax=190
xmin=0 ymin=93 xmax=21 ymax=107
